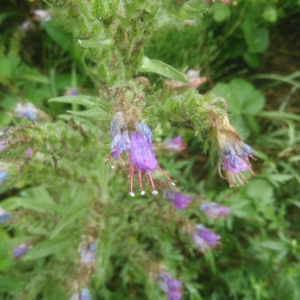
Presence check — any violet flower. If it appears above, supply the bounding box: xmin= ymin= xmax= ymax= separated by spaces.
xmin=193 ymin=224 xmax=221 ymax=253
xmin=13 ymin=243 xmax=30 ymax=260
xmin=0 ymin=207 xmax=11 ymax=223
xmin=159 ymin=272 xmax=182 ymax=300
xmin=162 ymin=136 xmax=187 ymax=152
xmin=106 ymin=114 xmax=175 ymax=196
xmin=163 ymin=190 xmax=193 ymax=210
xmin=200 ymin=202 xmax=230 ymax=218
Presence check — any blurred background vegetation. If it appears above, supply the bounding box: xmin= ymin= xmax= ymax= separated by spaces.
xmin=0 ymin=0 xmax=300 ymax=299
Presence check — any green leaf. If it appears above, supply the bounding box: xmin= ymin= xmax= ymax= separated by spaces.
xmin=50 ymin=206 xmax=86 ymax=239
xmin=77 ymin=39 xmax=114 ymax=48
xmin=213 ymin=2 xmax=231 ymax=23
xmin=139 ymin=57 xmax=189 ymax=83
xmin=43 ymin=23 xmax=73 ymax=52
xmin=23 ymin=234 xmax=73 ymax=260
xmin=49 ymin=95 xmax=98 ymax=108
xmin=67 ymin=107 xmax=108 ymax=118
xmin=2 ymin=186 xmax=59 ymax=214
xmin=213 ymin=79 xmax=266 ymax=115
xmin=243 ymin=53 xmax=260 ymax=69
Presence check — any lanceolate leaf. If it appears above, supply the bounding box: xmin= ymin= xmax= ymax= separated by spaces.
xmin=139 ymin=57 xmax=189 ymax=83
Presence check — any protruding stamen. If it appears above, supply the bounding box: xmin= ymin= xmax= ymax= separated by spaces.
xmin=129 ymin=192 xmax=135 ymax=197
xmin=157 ymin=165 xmax=174 ymax=184
xmin=141 ymin=191 xmax=146 ymax=196
xmin=130 ymin=168 xmax=135 ymax=196
xmin=147 ymin=173 xmax=156 ymax=190
xmin=138 ymin=170 xmax=144 ymax=194
xmin=171 ymin=182 xmax=176 ymax=186
xmin=152 ymin=190 xmax=158 ymax=195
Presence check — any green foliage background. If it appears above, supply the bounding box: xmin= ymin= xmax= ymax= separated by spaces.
xmin=0 ymin=0 xmax=300 ymax=299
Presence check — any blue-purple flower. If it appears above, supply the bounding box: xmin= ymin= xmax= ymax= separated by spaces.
xmin=193 ymin=224 xmax=221 ymax=253
xmin=0 ymin=169 xmax=8 ymax=184
xmin=79 ymin=242 xmax=96 ymax=273
xmin=159 ymin=272 xmax=182 ymax=300
xmin=220 ymin=142 xmax=255 ymax=187
xmin=163 ymin=190 xmax=193 ymax=210
xmin=0 ymin=207 xmax=11 ymax=223
xmin=13 ymin=243 xmax=30 ymax=260
xmin=162 ymin=136 xmax=187 ymax=152
xmin=14 ymin=102 xmax=38 ymax=120
xmin=70 ymin=288 xmax=92 ymax=300
xmin=200 ymin=202 xmax=230 ymax=218
xmin=106 ymin=113 xmax=175 ymax=196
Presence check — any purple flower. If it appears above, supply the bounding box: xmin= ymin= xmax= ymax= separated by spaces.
xmin=13 ymin=243 xmax=30 ymax=259
xmin=0 ymin=207 xmax=11 ymax=223
xmin=129 ymin=133 xmax=157 ymax=172
xmin=0 ymin=140 xmax=7 ymax=152
xmin=106 ymin=115 xmax=175 ymax=196
xmin=159 ymin=273 xmax=182 ymax=300
xmin=200 ymin=203 xmax=230 ymax=218
xmin=162 ymin=136 xmax=187 ymax=152
xmin=14 ymin=102 xmax=38 ymax=120
xmin=220 ymin=143 xmax=255 ymax=187
xmin=193 ymin=224 xmax=221 ymax=253
xmin=0 ymin=169 xmax=8 ymax=184
xmin=79 ymin=243 xmax=96 ymax=273
xmin=163 ymin=190 xmax=193 ymax=210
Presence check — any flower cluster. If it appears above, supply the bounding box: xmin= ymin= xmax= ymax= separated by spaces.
xmin=106 ymin=112 xmax=175 ymax=196
xmin=14 ymin=102 xmax=39 ymax=120
xmin=14 ymin=102 xmax=48 ymax=121
xmin=159 ymin=272 xmax=182 ymax=300
xmin=215 ymin=115 xmax=255 ymax=187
